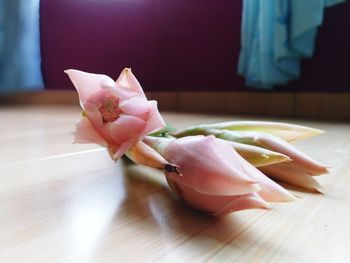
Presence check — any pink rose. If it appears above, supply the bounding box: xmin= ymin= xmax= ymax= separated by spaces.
xmin=144 ymin=135 xmax=295 ymax=216
xmin=65 ymin=68 xmax=165 ymax=159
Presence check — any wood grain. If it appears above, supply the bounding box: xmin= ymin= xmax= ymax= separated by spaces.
xmin=0 ymin=106 xmax=350 ymax=263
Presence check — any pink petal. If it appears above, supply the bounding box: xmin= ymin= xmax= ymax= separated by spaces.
xmin=213 ymin=193 xmax=271 ymax=216
xmin=144 ymin=101 xmax=166 ymax=134
xmin=260 ymin=162 xmax=323 ymax=192
xmin=85 ymin=89 xmax=111 ymax=108
xmin=65 ymin=69 xmax=115 ymax=107
xmin=225 ymin=142 xmax=296 ymax=202
xmin=112 ymin=85 xmax=139 ymax=100
xmin=74 ymin=117 xmax=108 ymax=146
xmin=164 ymin=136 xmax=261 ymax=196
xmin=109 ymin=114 xmax=147 ymax=145
xmin=83 ymin=104 xmax=117 ymax=145
xmin=256 ymin=133 xmax=329 ymax=175
xmin=115 ymin=68 xmax=146 ymax=98
xmin=112 ymin=141 xmax=135 ymax=160
xmin=119 ymin=96 xmax=150 ymax=116
xmin=84 ymin=103 xmax=104 ymax=127
xmin=127 ymin=141 xmax=169 ymax=169
xmin=167 ymin=177 xmax=270 ymax=216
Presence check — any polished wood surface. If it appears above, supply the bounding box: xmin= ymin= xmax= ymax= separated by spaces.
xmin=1 ymin=106 xmax=350 ymax=262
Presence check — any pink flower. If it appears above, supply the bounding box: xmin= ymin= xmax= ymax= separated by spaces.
xmin=250 ymin=131 xmax=328 ymax=175
xmin=65 ymin=68 xmax=165 ymax=159
xmin=145 ymin=135 xmax=295 ymax=216
xmin=246 ymin=131 xmax=328 ymax=191
xmin=180 ymin=128 xmax=328 ymax=191
xmin=260 ymin=162 xmax=323 ymax=192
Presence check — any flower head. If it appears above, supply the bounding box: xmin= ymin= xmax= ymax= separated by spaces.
xmin=65 ymin=68 xmax=165 ymax=159
xmin=144 ymin=135 xmax=295 ymax=216
xmin=174 ymin=126 xmax=328 ymax=191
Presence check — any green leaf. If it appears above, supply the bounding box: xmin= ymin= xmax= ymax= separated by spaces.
xmin=149 ymin=122 xmax=177 ymax=137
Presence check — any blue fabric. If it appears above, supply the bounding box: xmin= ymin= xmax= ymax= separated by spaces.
xmin=0 ymin=0 xmax=43 ymax=94
xmin=238 ymin=0 xmax=346 ymax=89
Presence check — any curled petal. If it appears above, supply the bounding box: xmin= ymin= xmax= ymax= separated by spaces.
xmin=116 ymin=68 xmax=146 ymax=98
xmin=260 ymin=162 xmax=323 ymax=192
xmin=225 ymin=141 xmax=291 ymax=167
xmin=109 ymin=115 xmax=147 ymax=144
xmin=65 ymin=69 xmax=115 ymax=107
xmin=74 ymin=117 xmax=108 ymax=147
xmin=85 ymin=89 xmax=111 ymax=108
xmin=144 ymin=101 xmax=166 ymax=134
xmin=223 ymin=141 xmax=296 ymax=202
xmin=164 ymin=136 xmax=261 ymax=196
xmin=127 ymin=141 xmax=171 ymax=169
xmin=214 ymin=193 xmax=271 ymax=216
xmin=167 ymin=177 xmax=270 ymax=216
xmin=255 ymin=133 xmax=329 ymax=175
xmin=84 ymin=103 xmax=104 ymax=127
xmin=119 ymin=96 xmax=150 ymax=116
xmin=84 ymin=103 xmax=116 ymax=145
xmin=112 ymin=85 xmax=139 ymax=100
xmin=112 ymin=141 xmax=135 ymax=160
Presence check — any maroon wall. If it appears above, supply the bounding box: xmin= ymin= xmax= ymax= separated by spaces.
xmin=276 ymin=1 xmax=350 ymax=92
xmin=40 ymin=0 xmax=350 ymax=92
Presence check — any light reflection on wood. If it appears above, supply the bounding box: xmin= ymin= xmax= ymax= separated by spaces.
xmin=0 ymin=106 xmax=349 ymax=262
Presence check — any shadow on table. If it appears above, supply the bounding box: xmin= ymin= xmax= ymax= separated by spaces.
xmin=107 ymin=163 xmax=276 ymax=258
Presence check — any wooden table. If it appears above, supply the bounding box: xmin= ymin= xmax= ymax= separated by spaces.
xmin=1 ymin=106 xmax=350 ymax=263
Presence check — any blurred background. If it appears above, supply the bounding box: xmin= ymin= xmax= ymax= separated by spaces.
xmin=1 ymin=0 xmax=350 ymax=119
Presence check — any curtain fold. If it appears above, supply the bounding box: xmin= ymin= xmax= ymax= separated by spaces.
xmin=0 ymin=0 xmax=43 ymax=93
xmin=238 ymin=0 xmax=346 ymax=89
